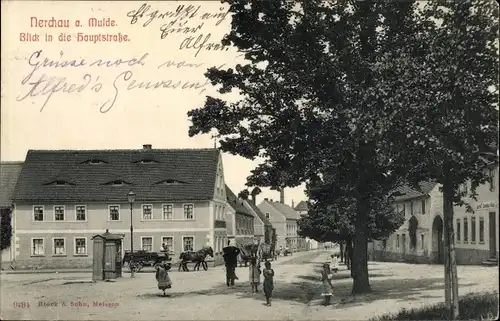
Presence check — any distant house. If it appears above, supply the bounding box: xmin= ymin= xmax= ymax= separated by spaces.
xmin=0 ymin=162 xmax=23 ymax=265
xmin=11 ymin=145 xmax=230 ymax=269
xmin=243 ymin=194 xmax=275 ymax=244
xmin=225 ymin=185 xmax=255 ymax=246
xmin=293 ymin=200 xmax=319 ymax=250
xmin=258 ymin=190 xmax=306 ymax=251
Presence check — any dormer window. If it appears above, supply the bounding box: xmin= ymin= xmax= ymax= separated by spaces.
xmin=44 ymin=180 xmax=75 ymax=186
xmin=154 ymin=179 xmax=187 ymax=185
xmin=103 ymin=180 xmax=131 ymax=186
xmin=80 ymin=159 xmax=108 ymax=165
xmin=133 ymin=159 xmax=159 ymax=164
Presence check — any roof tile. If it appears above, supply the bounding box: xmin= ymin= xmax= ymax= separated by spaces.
xmin=13 ymin=149 xmax=219 ymax=202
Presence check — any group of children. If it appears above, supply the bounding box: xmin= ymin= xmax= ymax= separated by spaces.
xmin=248 ymin=258 xmax=275 ymax=306
xmin=154 ymin=253 xmax=339 ymax=307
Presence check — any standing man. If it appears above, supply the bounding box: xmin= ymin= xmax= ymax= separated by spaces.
xmin=223 ymin=240 xmax=240 ymax=287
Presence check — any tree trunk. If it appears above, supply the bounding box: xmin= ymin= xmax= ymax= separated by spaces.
xmin=352 ymin=197 xmax=371 ymax=294
xmin=345 ymin=239 xmax=352 ymax=270
xmin=339 ymin=242 xmax=344 ymax=263
xmin=443 ymin=182 xmax=459 ymax=319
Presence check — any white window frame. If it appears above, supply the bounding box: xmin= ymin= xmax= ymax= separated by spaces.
xmin=33 ymin=205 xmax=45 ymax=222
xmin=53 ymin=205 xmax=65 ymax=221
xmin=31 ymin=237 xmax=45 ymax=256
xmin=182 ymin=236 xmax=195 ymax=252
xmin=141 ymin=236 xmax=154 ymax=252
xmin=52 ymin=237 xmax=67 ymax=255
xmin=74 ymin=237 xmax=88 ymax=255
xmin=161 ymin=236 xmax=174 ymax=254
xmin=108 ymin=205 xmax=121 ymax=221
xmin=75 ymin=205 xmax=87 ymax=221
xmin=142 ymin=204 xmax=153 ymax=220
xmin=162 ymin=204 xmax=174 ymax=220
xmin=183 ymin=203 xmax=195 ymax=220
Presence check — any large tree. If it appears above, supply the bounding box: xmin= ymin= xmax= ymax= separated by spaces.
xmin=374 ymin=0 xmax=499 ymax=318
xmin=0 ymin=209 xmax=13 ymax=251
xmin=188 ymin=0 xmax=421 ymax=294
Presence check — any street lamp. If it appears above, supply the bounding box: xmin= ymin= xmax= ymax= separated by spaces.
xmin=127 ymin=190 xmax=136 ymax=278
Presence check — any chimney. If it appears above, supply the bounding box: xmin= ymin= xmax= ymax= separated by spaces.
xmin=264 ymin=198 xmax=268 ymax=201
xmin=252 ymin=193 xmax=256 ymax=204
xmin=143 ymin=144 xmax=152 ymax=150
xmin=292 ymin=200 xmax=295 ymax=208
xmin=280 ymin=187 xmax=285 ymax=204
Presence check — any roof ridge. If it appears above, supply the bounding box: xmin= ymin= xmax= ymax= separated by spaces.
xmin=0 ymin=161 xmax=24 ymax=165
xmin=27 ymin=148 xmax=218 ymax=153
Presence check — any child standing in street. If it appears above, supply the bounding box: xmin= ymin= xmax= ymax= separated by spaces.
xmin=262 ymin=261 xmax=274 ymax=306
xmin=249 ymin=256 xmax=261 ymax=292
xmin=321 ymin=263 xmax=334 ymax=306
xmin=155 ymin=263 xmax=172 ymax=297
xmin=331 ymin=254 xmax=339 ymax=273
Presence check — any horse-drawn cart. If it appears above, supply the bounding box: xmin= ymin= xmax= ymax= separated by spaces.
xmin=122 ymin=250 xmax=171 ymax=272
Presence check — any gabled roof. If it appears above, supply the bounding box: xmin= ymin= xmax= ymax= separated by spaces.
xmin=245 ymin=199 xmax=273 ymax=227
xmin=225 ymin=185 xmax=253 ymax=217
xmin=265 ymin=200 xmax=300 ymax=220
xmin=13 ymin=149 xmax=220 ymax=202
xmin=0 ymin=162 xmax=23 ymax=207
xmin=294 ymin=200 xmax=308 ymax=211
xmin=393 ymin=181 xmax=438 ymax=202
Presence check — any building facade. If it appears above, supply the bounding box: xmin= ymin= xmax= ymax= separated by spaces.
xmin=371 ymin=163 xmax=499 ymax=265
xmin=258 ymin=192 xmax=306 ymax=251
xmin=293 ymin=200 xmax=319 ymax=250
xmin=225 ymin=185 xmax=255 ymax=246
xmin=453 ymin=163 xmax=498 ymax=264
xmin=244 ymin=195 xmax=274 ymax=244
xmin=11 ymin=146 xmax=230 ymax=269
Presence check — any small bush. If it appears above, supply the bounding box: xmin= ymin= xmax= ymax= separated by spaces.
xmin=371 ymin=292 xmax=499 ymax=321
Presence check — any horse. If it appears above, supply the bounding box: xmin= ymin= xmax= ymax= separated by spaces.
xmin=178 ymin=246 xmax=214 ymax=272
xmin=237 ymin=242 xmax=260 ymax=267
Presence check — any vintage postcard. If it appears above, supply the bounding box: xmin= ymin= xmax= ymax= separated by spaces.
xmin=1 ymin=0 xmax=498 ymax=320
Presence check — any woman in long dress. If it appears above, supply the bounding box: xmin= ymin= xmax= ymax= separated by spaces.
xmin=321 ymin=263 xmax=334 ymax=306
xmin=155 ymin=263 xmax=172 ymax=297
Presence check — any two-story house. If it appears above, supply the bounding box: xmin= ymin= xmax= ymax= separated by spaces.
xmin=258 ymin=190 xmax=306 ymax=251
xmin=10 ymin=145 xmax=229 ymax=269
xmin=225 ymin=185 xmax=255 ymax=246
xmin=372 ymin=164 xmax=499 ymax=266
xmin=293 ymin=200 xmax=319 ymax=250
xmin=0 ymin=162 xmax=23 ymax=265
xmin=454 ymin=162 xmax=498 ymax=265
xmin=243 ymin=194 xmax=274 ymax=244
xmin=371 ymin=182 xmax=439 ymax=264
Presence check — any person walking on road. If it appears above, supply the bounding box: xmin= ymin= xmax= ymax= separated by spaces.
xmin=223 ymin=240 xmax=240 ymax=287
xmin=262 ymin=261 xmax=274 ymax=306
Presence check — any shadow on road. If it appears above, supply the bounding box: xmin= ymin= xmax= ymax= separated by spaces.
xmin=152 ymin=272 xmax=478 ymax=309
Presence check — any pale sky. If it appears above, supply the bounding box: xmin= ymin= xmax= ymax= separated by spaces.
xmin=0 ymin=1 xmax=307 ymax=206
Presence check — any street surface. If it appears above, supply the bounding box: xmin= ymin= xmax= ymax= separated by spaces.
xmin=1 ymin=250 xmax=497 ymax=320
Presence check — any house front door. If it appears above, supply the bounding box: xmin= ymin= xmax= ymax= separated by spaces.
xmin=489 ymin=212 xmax=497 ymax=258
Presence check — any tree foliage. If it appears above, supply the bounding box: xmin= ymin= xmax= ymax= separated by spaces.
xmin=188 ymin=0 xmax=423 ymax=294
xmin=0 ymin=209 xmax=12 ymax=251
xmin=297 ymin=180 xmax=405 ymax=243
